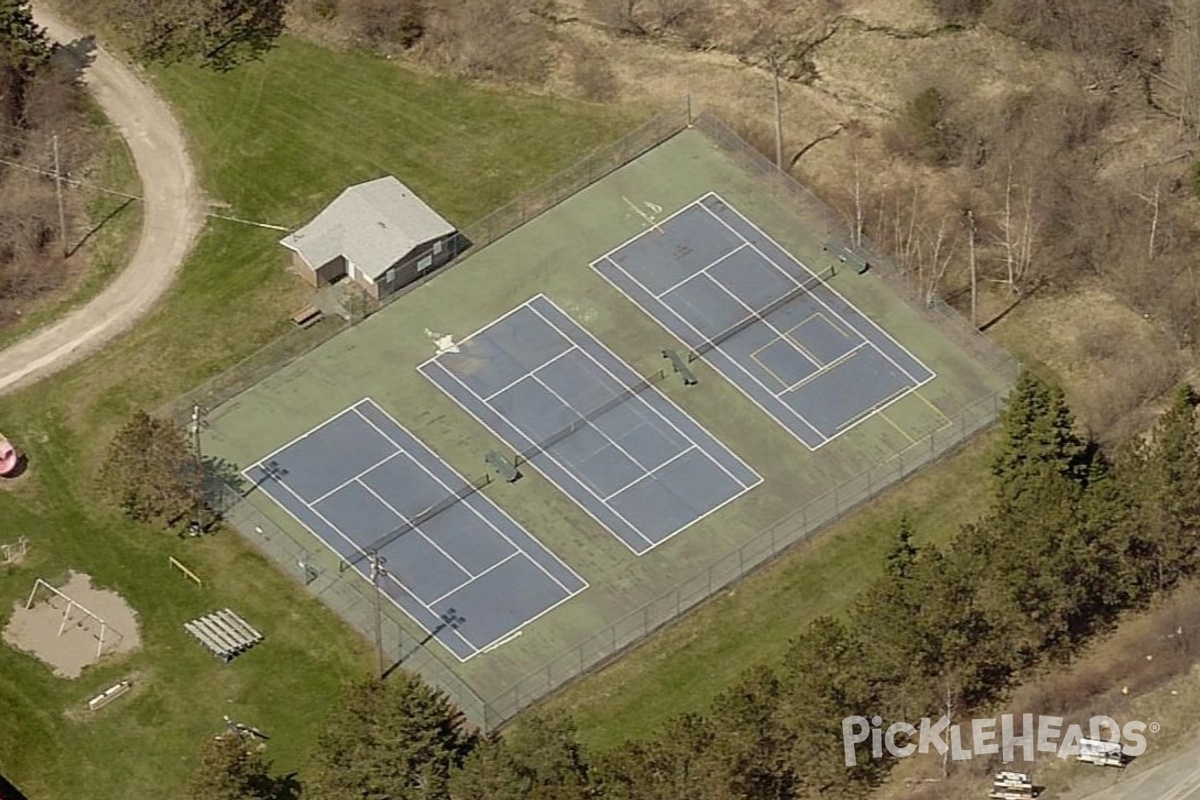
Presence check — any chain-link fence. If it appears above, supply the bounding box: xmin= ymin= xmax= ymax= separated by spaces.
xmin=214 ymin=481 xmax=504 ymax=729
xmin=217 ymin=383 xmax=1006 ymax=731
xmin=158 ymin=102 xmax=692 ymax=426
xmin=478 ymin=387 xmax=1006 ymax=723
xmin=689 ymin=111 xmax=1018 ymax=383
xmin=194 ymin=105 xmax=1017 ymax=731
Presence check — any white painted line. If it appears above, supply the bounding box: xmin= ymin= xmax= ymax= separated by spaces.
xmin=240 ymin=455 xmax=480 ymax=661
xmin=703 ymin=192 xmax=936 ymax=386
xmin=428 ymin=552 xmax=521 ymax=606
xmin=603 ymin=445 xmax=698 ymax=501
xmin=308 ymin=450 xmax=407 ymax=506
xmin=482 ymin=345 xmax=579 ymax=402
xmin=421 ymin=356 xmax=654 ymax=556
xmin=652 ymin=242 xmax=749 ymax=299
xmin=777 ymin=342 xmax=869 ymax=397
xmin=527 ymin=297 xmax=760 ymax=493
xmin=599 ymin=259 xmax=827 ymax=448
xmin=355 ymin=398 xmax=590 ymax=597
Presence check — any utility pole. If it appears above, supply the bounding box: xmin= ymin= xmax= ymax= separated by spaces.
xmin=189 ymin=404 xmax=207 ymax=533
xmin=966 ymin=210 xmax=978 ymax=328
xmin=770 ymin=54 xmax=784 ymax=170
xmin=52 ymin=135 xmax=67 ymax=256
xmin=368 ymin=551 xmax=386 ymax=678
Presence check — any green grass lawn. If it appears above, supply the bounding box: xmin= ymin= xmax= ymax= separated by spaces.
xmin=0 ymin=35 xmax=639 ymax=800
xmin=534 ymin=434 xmax=998 ymax=749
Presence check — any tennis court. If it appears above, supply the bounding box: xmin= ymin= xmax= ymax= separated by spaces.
xmin=592 ymin=192 xmax=936 ymax=449
xmin=418 ymin=294 xmax=761 ymax=555
xmin=242 ymin=399 xmax=587 ymax=661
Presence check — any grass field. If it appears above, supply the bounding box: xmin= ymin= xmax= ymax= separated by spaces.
xmin=541 ymin=433 xmax=996 ymax=748
xmin=203 ymin=126 xmax=1014 ymax=727
xmin=0 ymin=35 xmax=639 ymax=800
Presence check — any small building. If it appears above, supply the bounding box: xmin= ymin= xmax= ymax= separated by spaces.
xmin=280 ymin=176 xmax=460 ymax=299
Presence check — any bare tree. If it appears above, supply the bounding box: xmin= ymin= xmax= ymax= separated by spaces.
xmin=993 ymin=161 xmax=1038 ymax=293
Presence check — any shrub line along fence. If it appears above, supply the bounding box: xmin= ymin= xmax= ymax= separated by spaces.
xmin=184 ymin=100 xmax=1018 ymax=731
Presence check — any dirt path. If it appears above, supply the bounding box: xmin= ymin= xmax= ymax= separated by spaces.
xmin=0 ymin=6 xmax=203 ymax=395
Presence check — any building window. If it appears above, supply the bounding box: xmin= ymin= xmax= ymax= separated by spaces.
xmin=433 ymin=240 xmax=444 ymax=255
xmin=384 ymin=268 xmax=396 ymax=284
xmin=418 ymin=254 xmax=434 ymax=271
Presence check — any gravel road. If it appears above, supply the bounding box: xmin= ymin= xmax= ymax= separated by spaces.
xmin=0 ymin=6 xmax=203 ymax=395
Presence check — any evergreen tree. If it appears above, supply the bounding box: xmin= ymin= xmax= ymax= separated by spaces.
xmin=186 ymin=733 xmax=285 ymax=800
xmin=851 ymin=521 xmax=928 ymax=716
xmin=0 ymin=0 xmax=48 ymax=74
xmin=991 ymin=370 xmax=1091 ymax=508
xmin=308 ymin=674 xmax=472 ymax=800
xmin=885 ymin=516 xmax=919 ymax=579
xmin=592 ymin=714 xmax=716 ymax=800
xmin=970 ymin=369 xmax=1115 ymax=662
xmin=706 ymin=665 xmax=795 ymax=800
xmin=1122 ymin=384 xmax=1200 ymax=592
xmin=781 ymin=617 xmax=883 ymax=798
xmin=450 ymin=710 xmax=588 ymax=800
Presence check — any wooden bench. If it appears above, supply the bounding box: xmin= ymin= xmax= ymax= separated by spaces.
xmin=291 ymin=305 xmax=324 ymax=328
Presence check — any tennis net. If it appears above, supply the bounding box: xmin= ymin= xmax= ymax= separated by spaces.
xmin=688 ymin=266 xmax=834 ymax=361
xmin=514 ymin=369 xmax=666 ymax=466
xmin=341 ymin=472 xmax=493 ymax=571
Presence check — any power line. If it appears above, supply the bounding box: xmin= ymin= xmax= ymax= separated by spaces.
xmin=0 ymin=154 xmax=294 ymax=232
xmin=0 ymin=153 xmax=142 ymax=199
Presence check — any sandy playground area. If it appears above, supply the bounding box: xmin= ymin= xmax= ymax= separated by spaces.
xmin=3 ymin=571 xmax=140 ymax=678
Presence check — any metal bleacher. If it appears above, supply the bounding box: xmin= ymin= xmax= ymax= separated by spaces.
xmin=184 ymin=608 xmax=264 ymax=663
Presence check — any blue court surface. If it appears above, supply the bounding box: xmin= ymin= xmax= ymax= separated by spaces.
xmin=418 ymin=295 xmax=761 ymax=556
xmin=592 ymin=192 xmax=936 ymax=449
xmin=242 ymin=399 xmax=587 ymax=661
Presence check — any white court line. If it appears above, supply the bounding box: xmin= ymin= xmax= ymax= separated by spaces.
xmin=308 ymin=450 xmax=407 ymax=506
xmin=415 ymin=298 xmax=575 ymax=370
xmin=782 ymin=311 xmax=847 ymax=363
xmin=482 ymin=345 xmax=579 ymax=403
xmin=249 ymin=400 xmax=372 ymax=478
xmin=352 ymin=399 xmax=584 ymax=597
xmin=481 ymin=629 xmax=522 ymax=654
xmin=603 ymin=445 xmax=698 ymax=501
xmin=354 ymin=474 xmax=476 ymax=580
xmin=590 ymin=199 xmax=722 ymax=268
xmin=419 ymin=295 xmax=762 ymax=554
xmin=595 ymin=192 xmax=938 ymax=448
xmin=701 ymin=263 xmax=832 ymax=376
xmin=835 ymin=383 xmax=915 ymax=433
xmin=421 ymin=357 xmax=655 ymax=555
xmin=701 ymin=192 xmax=935 ymax=387
xmin=652 ymin=242 xmax=749 ymax=299
xmin=526 ymin=298 xmax=760 ymax=492
xmin=240 ymin=457 xmax=479 ymax=660
xmin=350 ymin=403 xmax=587 ymax=658
xmin=530 ymin=369 xmax=656 ymax=474
xmin=697 ymin=198 xmax=937 ymax=444
xmin=777 ymin=342 xmax=869 ymax=397
xmin=600 ymin=259 xmax=829 ymax=448
xmin=526 ymin=297 xmax=763 ymax=554
xmin=429 ymin=551 xmax=521 ymax=607
xmin=760 ymin=314 xmax=824 ymax=369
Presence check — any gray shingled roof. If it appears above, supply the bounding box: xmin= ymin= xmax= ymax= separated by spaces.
xmin=279 ymin=176 xmax=455 ymax=281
